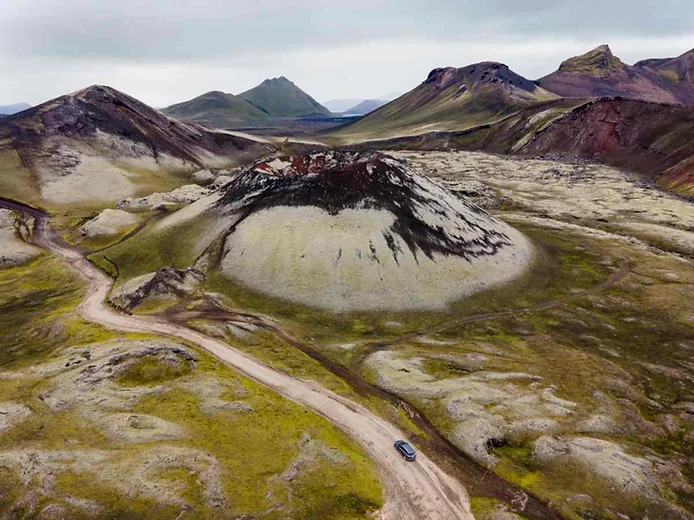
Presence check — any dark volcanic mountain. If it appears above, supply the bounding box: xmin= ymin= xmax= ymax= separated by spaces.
xmin=635 ymin=48 xmax=694 ymax=104
xmin=538 ymin=45 xmax=694 ymax=105
xmin=163 ymin=77 xmax=330 ymax=129
xmin=188 ymin=150 xmax=532 ymax=311
xmin=333 ymin=62 xmax=558 ymax=141
xmin=0 ymin=85 xmax=273 ymax=206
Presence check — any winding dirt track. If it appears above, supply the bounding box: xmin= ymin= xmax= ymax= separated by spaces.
xmin=1 ymin=197 xmax=473 ymax=520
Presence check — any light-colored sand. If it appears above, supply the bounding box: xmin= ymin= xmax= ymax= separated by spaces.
xmin=0 ymin=402 xmax=32 ymax=434
xmin=533 ymin=436 xmax=656 ymax=496
xmin=154 ymin=191 xmax=221 ymax=230
xmin=617 ymin=222 xmax=694 ymax=255
xmin=0 ymin=445 xmax=227 ymax=509
xmin=80 ymin=208 xmax=138 ymax=237
xmin=34 ymin=131 xmax=194 ymax=205
xmin=221 ymin=205 xmax=531 ymax=311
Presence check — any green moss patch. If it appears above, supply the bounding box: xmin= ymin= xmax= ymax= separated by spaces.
xmin=0 ymin=256 xmax=119 ymax=369
xmin=116 ymin=355 xmax=194 ymax=387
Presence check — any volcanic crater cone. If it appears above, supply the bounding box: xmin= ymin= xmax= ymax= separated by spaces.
xmin=214 ymin=151 xmax=532 ymax=311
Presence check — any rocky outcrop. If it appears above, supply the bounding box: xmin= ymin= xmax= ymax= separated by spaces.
xmin=116 ymin=184 xmax=210 ymax=212
xmin=110 ymin=266 xmax=204 ymax=310
xmin=0 ymin=209 xmax=40 ymax=268
xmin=80 ymin=209 xmax=137 ymax=237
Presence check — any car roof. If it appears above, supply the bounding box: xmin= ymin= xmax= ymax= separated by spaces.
xmin=398 ymin=442 xmax=415 ymax=455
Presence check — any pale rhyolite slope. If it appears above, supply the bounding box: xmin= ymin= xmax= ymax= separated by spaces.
xmin=213 ymin=151 xmax=532 ymax=310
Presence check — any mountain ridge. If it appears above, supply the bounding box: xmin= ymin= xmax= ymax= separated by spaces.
xmin=333 ymin=61 xmax=557 ymax=141
xmin=0 ymin=85 xmax=273 ymax=206
xmin=538 ymin=45 xmax=694 ymax=105
xmin=343 ymin=99 xmax=388 ymax=115
xmin=349 ymin=96 xmax=694 ymax=196
xmin=163 ymin=77 xmax=329 ymax=129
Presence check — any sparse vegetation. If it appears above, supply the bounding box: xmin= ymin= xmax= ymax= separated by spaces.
xmin=0 ymin=251 xmax=383 ymax=519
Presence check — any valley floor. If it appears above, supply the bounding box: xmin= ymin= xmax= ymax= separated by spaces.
xmin=1 ymin=150 xmax=693 ymax=520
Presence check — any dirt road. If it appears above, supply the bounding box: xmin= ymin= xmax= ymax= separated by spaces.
xmin=1 ymin=197 xmax=473 ymax=520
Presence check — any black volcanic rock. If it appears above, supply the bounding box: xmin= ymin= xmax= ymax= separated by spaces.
xmin=217 ymin=151 xmax=523 ymax=262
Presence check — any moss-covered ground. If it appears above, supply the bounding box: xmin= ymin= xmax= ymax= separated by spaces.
xmin=49 ymin=155 xmax=694 ymax=519
xmin=0 ymin=254 xmax=384 ymax=519
xmin=104 ymin=219 xmax=694 ymax=519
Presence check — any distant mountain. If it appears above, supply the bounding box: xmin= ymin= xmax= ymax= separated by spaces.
xmin=322 ymin=98 xmax=366 ymax=112
xmin=333 ymin=62 xmax=557 ymax=141
xmin=0 ymin=85 xmax=273 ymax=206
xmin=164 ymin=77 xmax=329 ymax=129
xmin=0 ymin=102 xmax=31 ymax=115
xmin=239 ymin=77 xmax=330 ymax=118
xmin=634 ymin=48 xmax=694 ymax=104
xmin=343 ymin=99 xmax=388 ymax=115
xmin=163 ymin=90 xmax=269 ymax=128
xmin=537 ymin=45 xmax=694 ymax=105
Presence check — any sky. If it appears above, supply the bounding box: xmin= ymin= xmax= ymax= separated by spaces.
xmin=0 ymin=0 xmax=692 ymax=108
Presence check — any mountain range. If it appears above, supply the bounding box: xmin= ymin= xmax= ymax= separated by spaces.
xmin=342 ymin=99 xmax=389 ymax=115
xmin=163 ymin=77 xmax=330 ymax=129
xmin=329 ymin=45 xmax=694 ymax=195
xmin=2 ymin=43 xmax=693 ymax=202
xmin=333 ymin=62 xmax=559 ymax=141
xmin=0 ymin=85 xmax=272 ymax=207
xmin=323 ymin=97 xmax=392 ymax=115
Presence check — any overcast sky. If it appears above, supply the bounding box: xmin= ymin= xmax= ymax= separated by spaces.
xmin=0 ymin=0 xmax=692 ymax=107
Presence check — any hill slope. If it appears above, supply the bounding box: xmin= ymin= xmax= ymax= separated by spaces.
xmin=238 ymin=77 xmax=330 ymax=118
xmin=163 ymin=77 xmax=329 ymax=129
xmin=343 ymin=99 xmax=388 ymax=115
xmin=98 ymin=150 xmax=532 ymax=311
xmin=332 ymin=62 xmax=557 ymax=142
xmin=0 ymin=85 xmax=273 ymax=207
xmin=537 ymin=45 xmax=692 ymax=105
xmin=162 ymin=90 xmax=270 ymax=127
xmin=351 ymin=97 xmax=694 ymax=196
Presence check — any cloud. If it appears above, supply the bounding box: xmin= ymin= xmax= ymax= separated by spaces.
xmin=0 ymin=0 xmax=691 ymax=105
